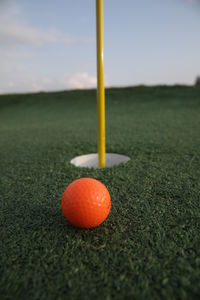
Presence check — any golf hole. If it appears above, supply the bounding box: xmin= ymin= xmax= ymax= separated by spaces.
xmin=70 ymin=153 xmax=130 ymax=168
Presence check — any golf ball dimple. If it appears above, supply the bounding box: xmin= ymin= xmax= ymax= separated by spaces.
xmin=61 ymin=178 xmax=111 ymax=229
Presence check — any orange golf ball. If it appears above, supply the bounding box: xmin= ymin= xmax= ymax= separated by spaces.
xmin=61 ymin=178 xmax=111 ymax=228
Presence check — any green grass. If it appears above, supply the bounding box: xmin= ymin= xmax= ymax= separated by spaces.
xmin=0 ymin=86 xmax=200 ymax=300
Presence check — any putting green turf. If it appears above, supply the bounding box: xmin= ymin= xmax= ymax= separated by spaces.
xmin=0 ymin=86 xmax=200 ymax=300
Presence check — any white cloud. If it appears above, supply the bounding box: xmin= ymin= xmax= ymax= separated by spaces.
xmin=0 ymin=73 xmax=98 ymax=94
xmin=0 ymin=1 xmax=96 ymax=94
xmin=0 ymin=1 xmax=92 ymax=48
xmin=0 ymin=69 xmax=112 ymax=94
xmin=0 ymin=23 xmax=76 ymax=47
xmin=67 ymin=73 xmax=97 ymax=89
xmin=0 ymin=75 xmax=63 ymax=94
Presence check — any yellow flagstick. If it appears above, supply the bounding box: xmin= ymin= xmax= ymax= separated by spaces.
xmin=96 ymin=0 xmax=105 ymax=168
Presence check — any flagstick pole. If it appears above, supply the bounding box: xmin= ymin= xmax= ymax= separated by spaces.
xmin=96 ymin=0 xmax=106 ymax=168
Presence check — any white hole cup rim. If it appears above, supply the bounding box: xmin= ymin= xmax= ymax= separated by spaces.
xmin=70 ymin=153 xmax=130 ymax=169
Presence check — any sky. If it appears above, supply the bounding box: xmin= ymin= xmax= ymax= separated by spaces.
xmin=0 ymin=0 xmax=200 ymax=94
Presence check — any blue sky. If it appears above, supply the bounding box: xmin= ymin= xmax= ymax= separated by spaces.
xmin=0 ymin=0 xmax=200 ymax=94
